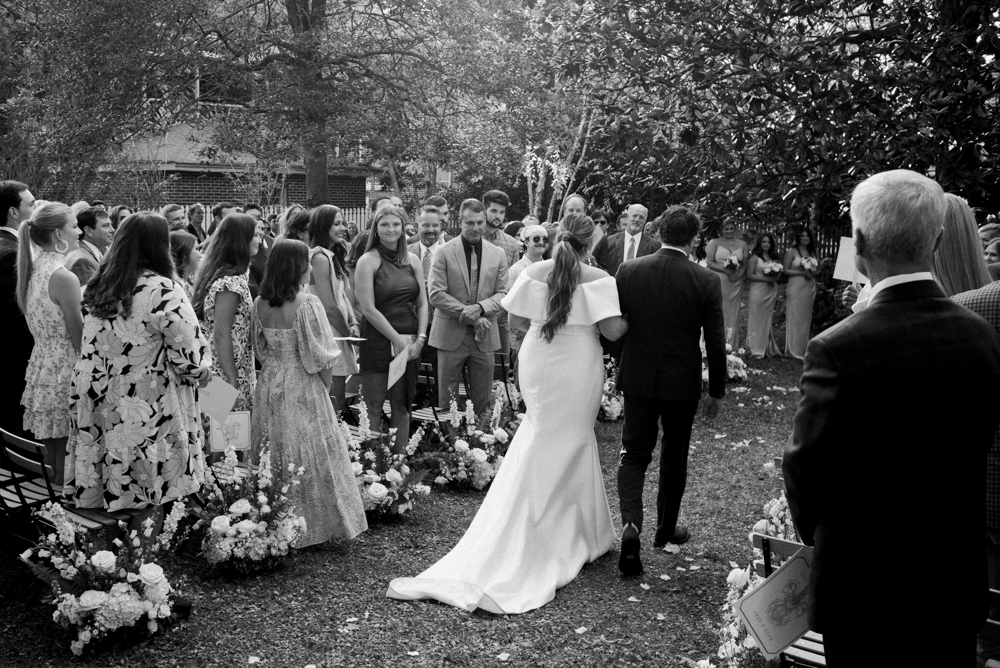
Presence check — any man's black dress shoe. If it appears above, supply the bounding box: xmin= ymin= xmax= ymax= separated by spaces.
xmin=653 ymin=525 xmax=690 ymax=548
xmin=618 ymin=524 xmax=643 ymax=576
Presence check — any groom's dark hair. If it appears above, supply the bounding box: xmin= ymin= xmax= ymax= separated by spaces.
xmin=658 ymin=206 xmax=701 ymax=246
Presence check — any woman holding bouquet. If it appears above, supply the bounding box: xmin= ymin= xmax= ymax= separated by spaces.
xmin=745 ymin=232 xmax=782 ymax=358
xmin=250 ymin=239 xmax=367 ymax=547
xmin=783 ymin=225 xmax=818 ymax=359
xmin=705 ymin=218 xmax=748 ymax=349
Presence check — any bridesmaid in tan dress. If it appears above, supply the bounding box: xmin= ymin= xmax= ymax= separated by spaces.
xmin=705 ymin=218 xmax=749 ymax=350
xmin=783 ymin=226 xmax=818 ymax=360
xmin=746 ymin=232 xmax=782 ymax=358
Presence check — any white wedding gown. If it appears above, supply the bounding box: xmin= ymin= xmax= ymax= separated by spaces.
xmin=386 ymin=273 xmax=620 ymax=614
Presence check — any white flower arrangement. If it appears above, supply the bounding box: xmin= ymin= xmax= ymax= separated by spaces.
xmin=343 ymin=397 xmax=430 ymax=518
xmin=761 ymin=261 xmax=783 ymax=276
xmin=195 ymin=443 xmax=306 ymax=573
xmin=598 ymin=358 xmax=624 ymax=421
xmin=421 ymin=393 xmax=514 ymax=491
xmin=722 ymin=255 xmax=740 ymax=271
xmin=702 ymin=340 xmax=748 ymax=384
xmin=801 ymin=256 xmax=818 ymax=272
xmin=20 ymin=502 xmax=186 ymax=655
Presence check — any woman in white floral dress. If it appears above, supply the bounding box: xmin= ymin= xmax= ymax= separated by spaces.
xmin=16 ymin=202 xmax=83 ymax=485
xmin=65 ymin=213 xmax=212 ymax=510
xmin=193 ymin=214 xmax=260 ymax=411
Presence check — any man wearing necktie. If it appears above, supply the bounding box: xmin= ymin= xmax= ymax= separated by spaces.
xmin=592 ymin=204 xmax=659 ymax=278
xmin=429 ymin=199 xmax=509 ymax=415
xmin=409 ymin=206 xmax=446 ymax=402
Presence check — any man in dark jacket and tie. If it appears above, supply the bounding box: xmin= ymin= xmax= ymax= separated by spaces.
xmin=615 ymin=205 xmax=726 ymax=575
xmin=784 ymin=169 xmax=1000 ymax=666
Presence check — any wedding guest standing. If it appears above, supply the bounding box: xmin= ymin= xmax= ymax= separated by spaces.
xmin=508 ymin=224 xmax=549 ymax=365
xmin=169 ymin=230 xmax=202 ymax=298
xmin=251 ymin=240 xmax=367 ymax=547
xmin=355 ymin=205 xmax=428 ymax=452
xmin=108 ymin=204 xmax=131 ymax=231
xmin=705 ymin=218 xmax=749 ymax=350
xmin=186 ymin=203 xmax=207 ymax=243
xmin=783 ymin=225 xmax=818 ymax=359
xmin=592 ymin=204 xmax=657 ymax=277
xmin=933 ymin=193 xmax=990 ymax=296
xmin=408 ymin=206 xmax=446 ymax=399
xmin=65 ymin=206 xmax=114 ymax=285
xmin=783 ymin=170 xmax=1000 ymax=666
xmin=17 ymin=202 xmax=83 ymax=485
xmin=66 ymin=213 xmax=212 ymax=510
xmin=193 ymin=213 xmax=259 ymax=411
xmin=0 ymin=181 xmax=36 ymax=437
xmin=745 ymin=232 xmax=782 ymax=358
xmin=307 ymin=205 xmax=360 ymax=414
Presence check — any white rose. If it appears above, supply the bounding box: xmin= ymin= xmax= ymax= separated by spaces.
xmin=752 ymin=519 xmax=768 ymax=534
xmin=385 ymin=468 xmax=403 ymax=484
xmin=493 ymin=428 xmax=508 ymax=444
xmin=259 ymin=505 xmax=271 ymax=515
xmin=210 ymin=516 xmax=231 ymax=533
xmin=726 ymin=568 xmax=749 ymax=589
xmin=469 ymin=448 xmax=488 ymax=463
xmin=454 ymin=439 xmax=470 ymax=452
xmin=138 ymin=563 xmax=165 ymax=587
xmin=78 ymin=590 xmax=109 ymax=611
xmin=400 ymin=464 xmax=410 ymax=475
xmin=368 ymin=482 xmax=388 ymax=500
xmin=256 ymin=521 xmax=268 ymax=533
xmin=228 ymin=498 xmax=252 ymax=515
xmin=351 ymin=462 xmax=363 ymax=476
xmin=90 ymin=550 xmax=117 ymax=573
xmin=236 ymin=519 xmax=257 ymax=533
xmin=434 ymin=476 xmax=448 ymax=485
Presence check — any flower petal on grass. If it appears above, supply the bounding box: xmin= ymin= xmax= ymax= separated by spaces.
xmin=575 ymin=626 xmax=588 ymax=634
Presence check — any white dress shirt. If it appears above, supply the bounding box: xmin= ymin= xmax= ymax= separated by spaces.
xmin=622 ymin=232 xmax=643 ymax=265
xmin=854 ymin=272 xmax=934 ymax=312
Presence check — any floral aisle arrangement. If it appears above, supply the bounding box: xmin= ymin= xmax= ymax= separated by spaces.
xmin=701 ymin=338 xmax=749 ymax=384
xmin=344 ymin=398 xmax=430 ymax=518
xmin=598 ymin=358 xmax=624 ymax=421
xmin=194 ymin=444 xmax=307 ymax=573
xmin=19 ymin=501 xmax=189 ymax=656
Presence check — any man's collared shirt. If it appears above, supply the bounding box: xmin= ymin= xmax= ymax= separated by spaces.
xmin=623 ymin=231 xmax=643 ymax=264
xmin=866 ymin=272 xmax=934 ymax=304
xmin=461 ymin=236 xmax=483 ymax=282
xmin=484 ymin=227 xmax=518 ymax=267
xmin=80 ymin=239 xmax=103 ymax=262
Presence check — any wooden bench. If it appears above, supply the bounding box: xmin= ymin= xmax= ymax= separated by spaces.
xmin=751 ymin=532 xmax=825 ymax=667
xmin=0 ymin=429 xmax=122 ymax=551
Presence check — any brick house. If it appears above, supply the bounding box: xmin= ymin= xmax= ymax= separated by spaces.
xmin=87 ymin=123 xmax=370 ymax=209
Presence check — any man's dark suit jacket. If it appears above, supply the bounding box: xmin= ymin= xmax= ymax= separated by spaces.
xmin=593 ymin=232 xmax=659 ymax=279
xmin=0 ymin=228 xmax=34 ymax=435
xmin=783 ymin=280 xmax=1000 ymax=635
xmin=615 ymin=248 xmax=726 ymax=401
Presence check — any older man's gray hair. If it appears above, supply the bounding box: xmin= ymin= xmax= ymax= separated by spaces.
xmin=850 ymin=169 xmax=945 ymax=265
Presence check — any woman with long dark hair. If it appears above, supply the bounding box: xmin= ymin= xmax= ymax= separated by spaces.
xmin=250 ymin=239 xmax=367 ymax=546
xmin=65 ymin=212 xmax=211 ymax=510
xmin=193 ymin=213 xmax=259 ymax=410
xmin=387 ymin=213 xmax=628 ymax=614
xmin=745 ymin=232 xmax=782 ymax=358
xmin=169 ymin=230 xmax=201 ymax=298
xmin=705 ymin=217 xmax=749 ymax=349
xmin=307 ymin=205 xmax=360 ymax=413
xmin=783 ymin=225 xmax=818 ymax=359
xmin=16 ymin=202 xmax=83 ymax=484
xmin=354 ymin=205 xmax=427 ymax=453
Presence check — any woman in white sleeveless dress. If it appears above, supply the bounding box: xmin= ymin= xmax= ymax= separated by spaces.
xmin=386 ymin=214 xmax=628 ymax=614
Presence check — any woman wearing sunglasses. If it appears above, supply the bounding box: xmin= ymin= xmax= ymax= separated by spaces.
xmin=508 ymin=225 xmax=549 ymax=367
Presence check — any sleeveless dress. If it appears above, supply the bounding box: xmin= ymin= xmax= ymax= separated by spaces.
xmin=746 ymin=256 xmax=781 ymax=358
xmin=359 ymin=245 xmax=420 ymax=399
xmin=784 ymin=252 xmax=816 ymax=360
xmin=386 ymin=273 xmax=620 ymax=614
xmin=251 ymin=295 xmax=367 ymax=546
xmin=204 ymin=273 xmax=255 ymax=411
xmin=21 ymin=252 xmax=77 ymax=438
xmin=307 ymin=247 xmax=359 ymax=376
xmin=714 ymin=245 xmax=744 ymax=350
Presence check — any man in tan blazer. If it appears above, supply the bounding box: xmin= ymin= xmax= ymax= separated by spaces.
xmin=429 ymin=198 xmax=509 ymax=415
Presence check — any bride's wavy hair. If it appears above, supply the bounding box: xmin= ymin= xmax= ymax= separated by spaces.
xmin=540 ymin=213 xmax=594 ymax=343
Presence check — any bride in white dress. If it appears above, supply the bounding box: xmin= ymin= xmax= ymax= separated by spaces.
xmin=386 ymin=214 xmax=628 ymax=614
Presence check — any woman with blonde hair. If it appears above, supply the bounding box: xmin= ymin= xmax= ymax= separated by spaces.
xmin=387 ymin=213 xmax=628 ymax=614
xmin=16 ymin=202 xmax=83 ymax=484
xmin=934 ymin=194 xmax=991 ymax=296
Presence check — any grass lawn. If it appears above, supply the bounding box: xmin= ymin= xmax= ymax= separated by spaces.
xmin=0 ymin=356 xmax=803 ymax=668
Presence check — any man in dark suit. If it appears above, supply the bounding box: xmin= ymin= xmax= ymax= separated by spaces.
xmin=0 ymin=181 xmax=36 ymax=438
xmin=592 ymin=204 xmax=658 ymax=277
xmin=783 ymin=170 xmax=1000 ymax=666
xmin=615 ymin=205 xmax=726 ymax=575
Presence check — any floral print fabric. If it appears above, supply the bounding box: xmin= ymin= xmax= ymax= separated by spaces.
xmin=65 ymin=273 xmax=212 ymax=510
xmin=204 ymin=273 xmax=255 ymax=411
xmin=21 ymin=252 xmax=78 ymax=438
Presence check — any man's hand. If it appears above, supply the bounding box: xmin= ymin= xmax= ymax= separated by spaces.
xmin=459 ymin=304 xmax=482 ymax=325
xmin=473 ymin=317 xmax=491 ymax=342
xmin=842 ymin=284 xmax=859 ymax=308
xmin=702 ymin=396 xmax=722 ymax=420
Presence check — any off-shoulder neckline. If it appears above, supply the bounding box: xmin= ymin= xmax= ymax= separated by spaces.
xmin=519 ymin=274 xmax=616 ymax=288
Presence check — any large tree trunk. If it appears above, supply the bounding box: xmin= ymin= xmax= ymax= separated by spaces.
xmin=304 ymin=144 xmax=329 ymax=207
xmin=386 ymin=156 xmax=402 ymax=196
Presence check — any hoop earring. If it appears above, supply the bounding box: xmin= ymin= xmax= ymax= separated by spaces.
xmin=54 ymin=239 xmax=69 ymax=254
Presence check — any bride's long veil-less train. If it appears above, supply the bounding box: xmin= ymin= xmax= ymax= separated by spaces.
xmin=386 ymin=273 xmax=621 ymax=614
